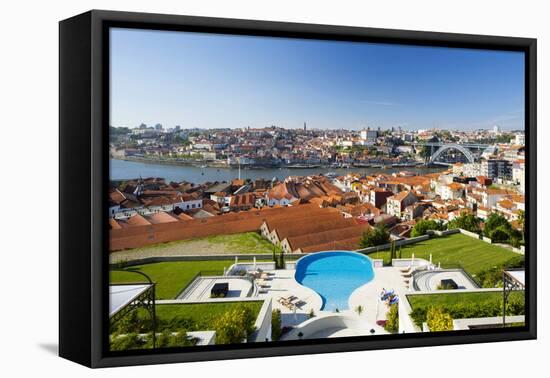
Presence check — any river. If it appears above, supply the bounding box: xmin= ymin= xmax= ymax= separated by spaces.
xmin=110 ymin=158 xmax=446 ymax=184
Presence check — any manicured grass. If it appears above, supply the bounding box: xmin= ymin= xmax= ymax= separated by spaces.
xmin=116 ymin=232 xmax=279 ymax=255
xmin=204 ymin=232 xmax=280 ymax=254
xmin=407 ymin=291 xmax=525 ymax=326
xmin=109 ymin=257 xmax=278 ymax=299
xmin=367 ymin=233 xmax=523 ymax=277
xmin=407 ymin=291 xmax=524 ymax=309
xmin=155 ymin=302 xmax=263 ymax=331
xmin=110 ymin=260 xmax=235 ymax=299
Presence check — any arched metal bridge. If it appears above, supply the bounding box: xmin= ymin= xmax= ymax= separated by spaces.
xmin=411 ymin=142 xmax=489 ymax=164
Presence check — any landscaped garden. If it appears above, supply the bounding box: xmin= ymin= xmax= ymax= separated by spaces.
xmin=367 ymin=233 xmax=524 ymax=281
xmin=406 ymin=291 xmax=525 ymax=327
xmin=110 ymin=301 xmax=264 ymax=350
xmin=155 ymin=302 xmax=263 ymax=332
xmin=110 ymin=232 xmax=281 ymax=263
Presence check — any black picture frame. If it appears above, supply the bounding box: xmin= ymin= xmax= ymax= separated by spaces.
xmin=59 ymin=9 xmax=537 ymax=368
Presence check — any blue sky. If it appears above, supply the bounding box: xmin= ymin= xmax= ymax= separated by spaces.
xmin=110 ymin=28 xmax=525 ymax=131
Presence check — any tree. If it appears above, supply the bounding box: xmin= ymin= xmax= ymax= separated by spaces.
xmin=355 ymin=305 xmax=364 ymax=316
xmin=360 ymin=224 xmax=390 ymax=248
xmin=483 ymin=213 xmax=523 ymax=246
xmin=389 ymin=240 xmax=397 ymax=260
xmin=214 ymin=305 xmax=256 ymax=344
xmin=490 ymin=225 xmax=511 ymax=243
xmin=448 ymin=212 xmax=481 ymax=234
xmin=419 ymin=145 xmax=431 ymax=160
xmin=271 ymin=309 xmax=282 ymax=341
xmin=517 ymin=210 xmax=525 ymax=234
xmin=426 ymin=307 xmax=453 ymax=331
xmin=411 ymin=219 xmax=446 ymax=237
xmin=484 ymin=213 xmax=509 ymax=237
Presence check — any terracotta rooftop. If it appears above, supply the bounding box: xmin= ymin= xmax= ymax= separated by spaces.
xmin=285 ymin=223 xmax=371 ymax=251
xmin=146 ymin=212 xmax=179 ymax=224
xmin=388 ymin=191 xmax=414 ymax=202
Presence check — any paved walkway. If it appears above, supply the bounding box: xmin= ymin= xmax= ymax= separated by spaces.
xmin=178 ymin=276 xmax=253 ymax=300
xmin=348 ymin=267 xmax=410 ymax=329
xmin=255 ymin=269 xmax=323 ymax=327
xmin=413 ymin=269 xmax=479 ymax=291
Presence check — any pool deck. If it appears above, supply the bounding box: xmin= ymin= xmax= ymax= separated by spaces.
xmin=348 ymin=267 xmax=411 ymax=327
xmin=256 ymin=269 xmax=323 ymax=327
xmin=253 ymin=265 xmax=410 ymax=330
xmin=178 ymin=276 xmax=253 ymax=300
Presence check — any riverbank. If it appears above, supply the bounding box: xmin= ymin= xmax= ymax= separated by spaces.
xmin=112 ymin=156 xmax=425 ymax=170
xmin=110 ymin=158 xmax=447 ymax=184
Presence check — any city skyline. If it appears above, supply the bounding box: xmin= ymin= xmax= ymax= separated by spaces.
xmin=111 ymin=28 xmax=525 ymax=131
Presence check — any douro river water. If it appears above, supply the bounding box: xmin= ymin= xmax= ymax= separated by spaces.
xmin=110 ymin=158 xmax=445 ymax=183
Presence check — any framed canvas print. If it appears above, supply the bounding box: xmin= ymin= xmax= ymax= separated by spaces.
xmin=59 ymin=10 xmax=536 ymax=368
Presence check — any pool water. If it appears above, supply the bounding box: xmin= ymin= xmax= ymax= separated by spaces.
xmin=295 ymin=251 xmax=375 ymax=311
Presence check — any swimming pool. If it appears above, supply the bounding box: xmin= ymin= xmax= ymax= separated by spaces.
xmin=295 ymin=251 xmax=375 ymax=311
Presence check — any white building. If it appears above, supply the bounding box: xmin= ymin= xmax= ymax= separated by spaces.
xmin=514 ymin=134 xmax=525 ymax=146
xmin=360 ymin=128 xmax=378 ymax=141
xmin=463 ymin=163 xmax=482 ymax=177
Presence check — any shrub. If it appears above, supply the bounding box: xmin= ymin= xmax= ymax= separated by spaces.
xmin=476 ymin=255 xmax=525 ymax=288
xmin=484 ymin=213 xmax=509 ymax=237
xmin=360 ymin=224 xmax=390 ymax=248
xmin=426 ymin=307 xmax=453 ymax=331
xmin=384 ymin=304 xmax=399 ymax=333
xmin=409 ymin=295 xmax=525 ymax=326
xmin=110 ymin=309 xmax=154 ymax=335
xmin=214 ymin=304 xmax=257 ymax=344
xmin=490 ymin=225 xmax=511 ymax=243
xmin=110 ymin=333 xmax=146 ymax=351
xmin=166 ymin=330 xmax=195 ymax=347
xmin=271 ymin=309 xmax=282 ymax=341
xmin=411 ymin=220 xmax=446 ymax=237
xmin=448 ymin=212 xmax=481 ymax=234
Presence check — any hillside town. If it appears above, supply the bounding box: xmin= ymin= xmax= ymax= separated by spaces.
xmin=109 ymin=125 xmax=525 ymax=253
xmin=110 ymin=124 xmax=526 ymax=169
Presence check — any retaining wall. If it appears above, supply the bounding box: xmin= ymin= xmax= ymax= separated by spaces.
xmin=110 ymin=253 xmax=302 ymax=268
xmin=355 ymin=235 xmax=430 ymax=254
xmin=250 ymin=298 xmax=273 ymax=342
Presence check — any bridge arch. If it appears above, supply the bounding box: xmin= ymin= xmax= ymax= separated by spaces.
xmin=430 ymin=144 xmax=475 ymax=163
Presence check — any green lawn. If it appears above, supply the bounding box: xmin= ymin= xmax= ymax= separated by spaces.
xmin=110 ymin=260 xmax=235 ymax=299
xmin=407 ymin=291 xmax=524 ymax=309
xmin=367 ymin=233 xmax=523 ymax=277
xmin=406 ymin=291 xmax=525 ymax=326
xmin=203 ymin=232 xmax=280 ymax=254
xmin=113 ymin=232 xmax=279 ymax=257
xmin=155 ymin=301 xmax=264 ymax=331
xmin=109 ymin=257 xmax=281 ymax=299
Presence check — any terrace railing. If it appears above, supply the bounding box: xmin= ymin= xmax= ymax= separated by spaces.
xmin=175 ymin=269 xmax=226 ymax=299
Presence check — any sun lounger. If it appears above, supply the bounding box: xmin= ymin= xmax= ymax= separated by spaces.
xmin=257 ymin=279 xmax=270 ymax=288
xmin=400 ymin=266 xmax=412 ymax=273
xmin=278 ymin=295 xmax=297 ymax=305
xmin=277 ymin=296 xmax=290 ymax=304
